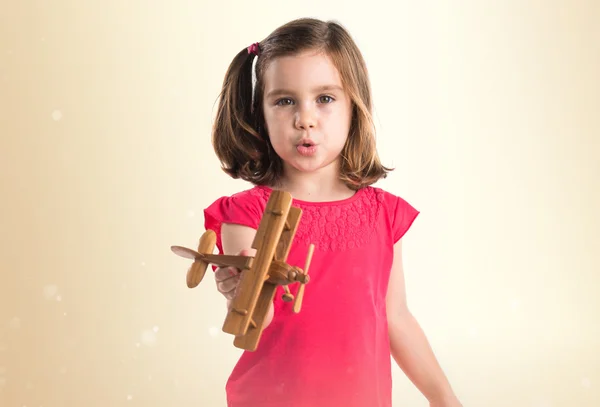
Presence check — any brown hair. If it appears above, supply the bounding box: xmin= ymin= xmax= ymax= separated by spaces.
xmin=211 ymin=18 xmax=393 ymax=190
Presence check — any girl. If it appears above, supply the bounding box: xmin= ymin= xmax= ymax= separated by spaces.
xmin=203 ymin=18 xmax=462 ymax=407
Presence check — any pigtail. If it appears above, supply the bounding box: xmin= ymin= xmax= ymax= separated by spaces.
xmin=212 ymin=45 xmax=265 ymax=180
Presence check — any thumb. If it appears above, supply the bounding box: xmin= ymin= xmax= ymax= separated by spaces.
xmin=237 ymin=248 xmax=257 ymax=257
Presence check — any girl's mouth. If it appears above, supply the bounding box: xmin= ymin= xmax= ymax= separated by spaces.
xmin=297 ymin=143 xmax=317 ymax=156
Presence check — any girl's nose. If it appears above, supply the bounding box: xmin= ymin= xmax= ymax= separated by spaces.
xmin=295 ymin=106 xmax=316 ymax=130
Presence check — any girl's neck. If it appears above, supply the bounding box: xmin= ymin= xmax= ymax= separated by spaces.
xmin=274 ymin=170 xmax=355 ymax=203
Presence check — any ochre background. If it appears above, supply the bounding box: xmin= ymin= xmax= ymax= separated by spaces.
xmin=1 ymin=1 xmax=598 ymax=406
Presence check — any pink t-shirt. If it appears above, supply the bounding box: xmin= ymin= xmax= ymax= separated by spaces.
xmin=204 ymin=185 xmax=419 ymax=407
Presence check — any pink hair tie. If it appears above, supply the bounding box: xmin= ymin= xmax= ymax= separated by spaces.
xmin=247 ymin=42 xmax=260 ymax=56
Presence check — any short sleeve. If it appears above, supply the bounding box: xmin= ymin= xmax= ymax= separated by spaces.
xmin=387 ymin=192 xmax=420 ymax=243
xmin=203 ymin=190 xmax=264 ymax=255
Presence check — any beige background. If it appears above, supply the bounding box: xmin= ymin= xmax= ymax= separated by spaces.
xmin=1 ymin=1 xmax=599 ymax=406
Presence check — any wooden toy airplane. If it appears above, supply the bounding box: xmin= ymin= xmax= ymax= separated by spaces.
xmin=170 ymin=190 xmax=314 ymax=351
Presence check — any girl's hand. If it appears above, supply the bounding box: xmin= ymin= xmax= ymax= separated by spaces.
xmin=213 ymin=248 xmax=274 ymax=328
xmin=214 ymin=248 xmax=255 ymax=301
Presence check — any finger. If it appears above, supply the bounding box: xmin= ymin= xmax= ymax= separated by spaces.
xmin=215 ymin=250 xmax=255 ymax=281
xmin=215 ymin=267 xmax=238 ymax=282
xmin=238 ymin=248 xmax=257 ymax=257
xmin=217 ymin=276 xmax=239 ymax=294
xmin=223 ymin=282 xmax=240 ymax=300
xmin=222 ymin=271 xmax=246 ymax=300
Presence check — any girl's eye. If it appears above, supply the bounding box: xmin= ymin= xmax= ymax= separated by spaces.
xmin=275 ymin=98 xmax=293 ymax=106
xmin=318 ymin=95 xmax=334 ymax=103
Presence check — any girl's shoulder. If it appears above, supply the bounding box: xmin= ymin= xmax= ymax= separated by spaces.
xmin=203 ymin=185 xmax=268 ymax=232
xmin=203 ymin=184 xmax=419 ymax=251
xmin=366 ymin=185 xmax=420 ymax=243
xmin=286 ymin=185 xmax=419 ymax=251
xmin=205 ymin=185 xmax=270 ymax=212
xmin=357 ymin=185 xmax=416 ymax=211
xmin=206 ymin=184 xmax=416 ymax=217
xmin=371 ymin=185 xmax=415 ymax=207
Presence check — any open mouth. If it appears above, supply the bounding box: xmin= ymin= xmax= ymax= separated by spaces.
xmin=296 ymin=140 xmax=317 ymax=156
xmin=297 ymin=139 xmax=316 ymax=147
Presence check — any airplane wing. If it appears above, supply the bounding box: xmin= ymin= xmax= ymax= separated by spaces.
xmin=232 ymin=282 xmax=278 ymax=351
xmin=222 ymin=190 xmax=293 ymax=337
xmin=275 ymin=206 xmax=302 ymax=262
xmin=232 ymin=205 xmax=303 ymax=350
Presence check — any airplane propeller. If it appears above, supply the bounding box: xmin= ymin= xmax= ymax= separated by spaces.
xmin=170 ymin=190 xmax=314 ymax=351
xmin=293 ymin=244 xmax=314 ymax=313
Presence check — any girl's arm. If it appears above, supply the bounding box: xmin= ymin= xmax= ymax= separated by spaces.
xmin=386 ymin=239 xmax=462 ymax=407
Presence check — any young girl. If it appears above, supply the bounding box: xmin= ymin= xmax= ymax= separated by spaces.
xmin=203 ymin=18 xmax=462 ymax=407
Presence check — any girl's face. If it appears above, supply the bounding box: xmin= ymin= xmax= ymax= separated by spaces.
xmin=262 ymin=49 xmax=352 ymax=179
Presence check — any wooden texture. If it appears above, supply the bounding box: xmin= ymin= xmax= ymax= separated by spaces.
xmin=277 ymin=206 xmax=302 ymax=303
xmin=293 ymin=243 xmax=314 ymax=313
xmin=276 ymin=207 xmax=301 ymax=261
xmin=186 ymin=229 xmax=216 ymax=288
xmin=201 ymin=254 xmax=253 ymax=271
xmin=170 ymin=189 xmax=313 ymax=351
xmin=233 ymin=282 xmax=277 ymax=351
xmin=222 ymin=190 xmax=292 ymax=336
